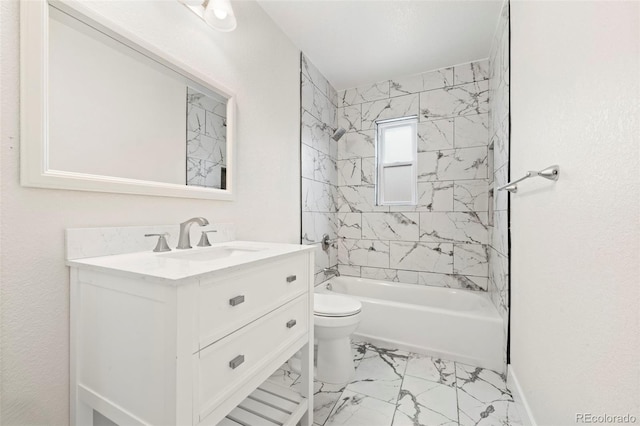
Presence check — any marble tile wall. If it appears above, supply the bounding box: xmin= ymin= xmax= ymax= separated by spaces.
xmin=186 ymin=87 xmax=227 ymax=188
xmin=488 ymin=0 xmax=510 ymax=371
xmin=300 ymin=54 xmax=340 ymax=284
xmin=335 ymin=59 xmax=491 ymax=291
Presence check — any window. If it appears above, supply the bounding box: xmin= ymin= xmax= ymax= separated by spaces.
xmin=376 ymin=116 xmax=418 ymax=205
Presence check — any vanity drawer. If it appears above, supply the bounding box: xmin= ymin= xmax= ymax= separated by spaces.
xmin=198 ymin=253 xmax=308 ymax=349
xmin=195 ymin=295 xmax=308 ymax=422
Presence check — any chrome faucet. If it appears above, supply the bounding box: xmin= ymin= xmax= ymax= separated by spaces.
xmin=322 ymin=267 xmax=340 ymax=278
xmin=177 ymin=217 xmax=210 ymax=249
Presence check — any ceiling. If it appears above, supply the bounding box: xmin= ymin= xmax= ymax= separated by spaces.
xmin=257 ymin=0 xmax=503 ymax=91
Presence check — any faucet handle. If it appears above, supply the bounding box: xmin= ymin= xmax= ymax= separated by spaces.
xmin=197 ymin=230 xmax=217 ymax=247
xmin=321 ymin=234 xmax=340 ymax=251
xmin=145 ymin=233 xmax=171 ymax=252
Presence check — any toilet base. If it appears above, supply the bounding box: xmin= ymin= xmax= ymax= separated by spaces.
xmin=316 ymin=337 xmax=354 ymax=384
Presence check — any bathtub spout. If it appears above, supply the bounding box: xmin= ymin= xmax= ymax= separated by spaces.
xmin=322 ymin=268 xmax=340 ymax=278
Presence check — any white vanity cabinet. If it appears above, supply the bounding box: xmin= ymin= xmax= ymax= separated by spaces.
xmin=69 ymin=244 xmax=315 ymax=426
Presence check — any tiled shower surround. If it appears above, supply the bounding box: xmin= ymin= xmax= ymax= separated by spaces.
xmin=186 ymin=87 xmax=227 ymax=188
xmin=301 ymin=45 xmax=509 ymax=296
xmin=300 ymin=54 xmax=340 ymax=284
xmin=334 ymin=60 xmax=491 ymax=290
xmin=488 ymin=1 xmax=511 ymax=368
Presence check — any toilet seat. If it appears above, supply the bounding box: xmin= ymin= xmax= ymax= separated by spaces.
xmin=314 ymin=293 xmax=362 ymax=317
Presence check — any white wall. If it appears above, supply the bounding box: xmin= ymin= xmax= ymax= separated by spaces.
xmin=0 ymin=1 xmax=301 ymax=424
xmin=511 ymin=1 xmax=639 ymax=424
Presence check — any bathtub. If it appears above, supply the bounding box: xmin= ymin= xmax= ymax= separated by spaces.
xmin=316 ymin=276 xmax=504 ymax=371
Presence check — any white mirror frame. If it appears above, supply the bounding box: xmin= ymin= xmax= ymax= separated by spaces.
xmin=21 ymin=0 xmax=236 ymax=200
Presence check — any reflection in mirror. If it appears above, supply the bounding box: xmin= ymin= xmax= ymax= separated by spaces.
xmin=47 ymin=3 xmax=230 ymax=191
xmin=186 ymin=88 xmax=227 ymax=189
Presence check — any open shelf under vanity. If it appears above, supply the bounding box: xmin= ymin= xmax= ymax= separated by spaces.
xmin=219 ymin=381 xmax=308 ymax=426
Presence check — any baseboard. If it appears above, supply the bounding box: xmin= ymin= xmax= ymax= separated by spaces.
xmin=507 ymin=365 xmax=537 ymax=426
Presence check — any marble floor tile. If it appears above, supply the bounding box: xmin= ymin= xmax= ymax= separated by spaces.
xmin=280 ymin=358 xmax=297 ymax=374
xmin=325 ymin=390 xmax=396 ymax=426
xmin=456 ymin=363 xmax=520 ymax=426
xmin=405 ymin=353 xmax=456 ymax=387
xmin=458 ymin=395 xmax=523 ymax=426
xmin=393 ymin=375 xmax=459 ymax=426
xmin=311 ymin=381 xmax=348 ymax=425
xmin=276 ymin=341 xmax=523 ymax=426
xmin=278 ymin=361 xmax=349 ymax=426
xmin=455 ymin=363 xmax=511 ymax=400
xmin=289 ymin=379 xmax=348 ymax=426
xmin=351 ymin=340 xmax=369 ymax=367
xmin=266 ymin=368 xmax=300 ymax=388
xmin=345 ymin=346 xmax=409 ymax=403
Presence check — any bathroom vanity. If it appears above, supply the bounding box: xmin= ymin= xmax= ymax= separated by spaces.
xmin=67 ymin=235 xmax=315 ymax=426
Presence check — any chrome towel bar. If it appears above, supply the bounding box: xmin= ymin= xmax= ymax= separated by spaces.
xmin=497 ymin=165 xmax=559 ymax=194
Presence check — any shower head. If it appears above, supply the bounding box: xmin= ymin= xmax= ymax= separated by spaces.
xmin=331 ymin=127 xmax=346 ymax=141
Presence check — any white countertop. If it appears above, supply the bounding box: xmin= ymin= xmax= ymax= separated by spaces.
xmin=66 ymin=240 xmax=315 ymax=282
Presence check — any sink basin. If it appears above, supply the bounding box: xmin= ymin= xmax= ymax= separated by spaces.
xmin=159 ymin=246 xmax=265 ymax=262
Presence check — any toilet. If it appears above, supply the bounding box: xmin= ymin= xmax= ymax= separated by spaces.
xmin=314 ymin=292 xmax=362 ymax=384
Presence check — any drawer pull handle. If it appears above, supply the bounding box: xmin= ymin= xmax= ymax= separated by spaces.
xmin=286 ymin=275 xmax=297 ymax=283
xmin=229 ymin=355 xmax=245 ymax=369
xmin=286 ymin=319 xmax=297 ymax=329
xmin=229 ymin=295 xmax=245 ymax=306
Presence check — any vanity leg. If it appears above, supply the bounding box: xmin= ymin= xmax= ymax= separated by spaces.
xmin=70 ymin=272 xmax=92 ymax=426
xmin=299 ymin=252 xmax=315 ymax=426
xmin=73 ymin=398 xmax=93 ymax=426
xmin=300 ymin=342 xmax=314 ymax=425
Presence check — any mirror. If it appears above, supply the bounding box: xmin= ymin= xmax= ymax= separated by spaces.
xmin=21 ymin=0 xmax=235 ymax=199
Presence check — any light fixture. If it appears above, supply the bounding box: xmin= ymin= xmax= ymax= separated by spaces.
xmin=179 ymin=0 xmax=237 ymax=32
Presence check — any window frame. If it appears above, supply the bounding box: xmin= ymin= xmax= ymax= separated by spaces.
xmin=375 ymin=116 xmax=418 ymax=206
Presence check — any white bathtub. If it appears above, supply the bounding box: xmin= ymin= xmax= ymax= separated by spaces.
xmin=316 ymin=276 xmax=504 ymax=372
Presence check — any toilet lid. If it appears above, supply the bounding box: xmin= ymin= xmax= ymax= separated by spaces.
xmin=314 ymin=293 xmax=362 ymax=317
